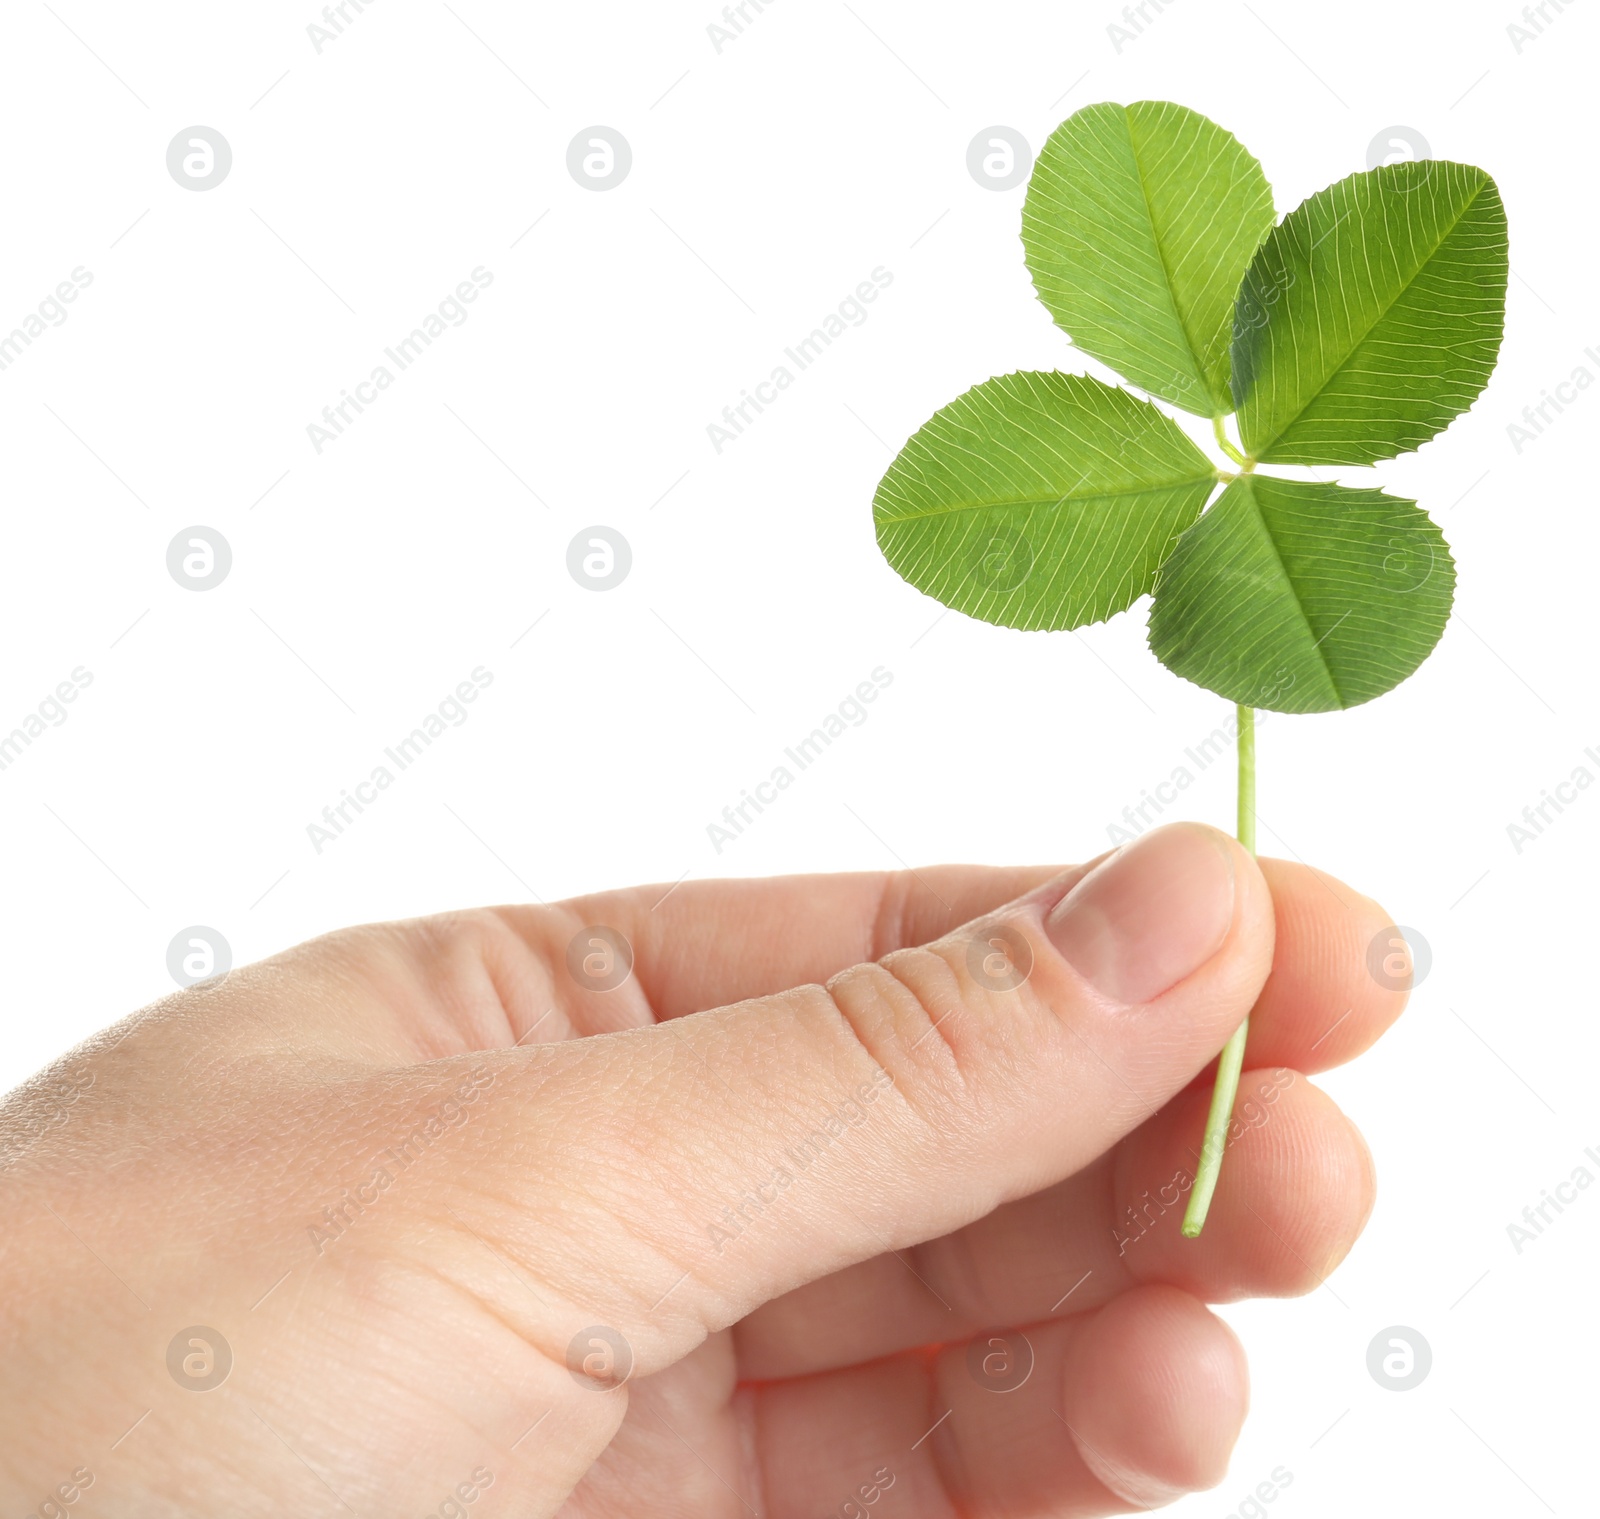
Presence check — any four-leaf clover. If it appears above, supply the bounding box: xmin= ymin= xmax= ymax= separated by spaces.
xmin=871 ymin=100 xmax=1508 ymax=1230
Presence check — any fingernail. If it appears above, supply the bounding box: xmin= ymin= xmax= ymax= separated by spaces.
xmin=1046 ymin=824 xmax=1236 ymax=1005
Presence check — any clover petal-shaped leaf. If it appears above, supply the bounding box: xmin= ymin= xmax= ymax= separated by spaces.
xmin=1148 ymin=474 xmax=1455 ymax=713
xmin=873 ymin=371 xmax=1218 ymax=631
xmin=1232 ymin=161 xmax=1508 ymax=465
xmin=1022 ymin=100 xmax=1277 ymax=417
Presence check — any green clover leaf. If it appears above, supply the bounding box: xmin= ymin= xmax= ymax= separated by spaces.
xmin=1148 ymin=475 xmax=1456 ymax=713
xmin=1232 ymin=160 xmax=1508 ymax=464
xmin=873 ymin=370 xmax=1216 ymax=631
xmin=1022 ymin=100 xmax=1276 ymax=417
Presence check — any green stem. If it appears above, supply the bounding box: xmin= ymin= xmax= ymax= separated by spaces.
xmin=1211 ymin=414 xmax=1248 ymax=468
xmin=1182 ymin=704 xmax=1255 ymax=1238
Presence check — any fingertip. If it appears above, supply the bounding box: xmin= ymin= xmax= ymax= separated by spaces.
xmin=1063 ymin=1285 xmax=1248 ymax=1505
xmin=1251 ymin=859 xmax=1410 ymax=1072
xmin=1122 ymin=1072 xmax=1380 ymax=1299
xmin=1319 ymin=1088 xmax=1379 ymax=1278
xmin=1223 ymin=1077 xmax=1378 ymax=1293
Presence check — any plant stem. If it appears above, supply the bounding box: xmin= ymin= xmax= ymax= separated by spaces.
xmin=1235 ymin=702 xmax=1256 ymax=855
xmin=1211 ymin=414 xmax=1248 ymax=467
xmin=1181 ymin=704 xmax=1255 ymax=1238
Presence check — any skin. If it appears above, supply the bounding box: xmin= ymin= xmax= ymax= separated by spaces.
xmin=0 ymin=823 xmax=1403 ymax=1518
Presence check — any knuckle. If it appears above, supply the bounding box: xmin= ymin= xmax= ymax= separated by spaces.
xmin=823 ymin=949 xmax=976 ymax=1128
xmin=416 ymin=908 xmax=542 ymax=1029
xmin=351 ymin=907 xmax=560 ymax=1044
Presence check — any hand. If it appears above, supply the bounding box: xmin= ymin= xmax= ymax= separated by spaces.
xmin=0 ymin=823 xmax=1401 ymax=1517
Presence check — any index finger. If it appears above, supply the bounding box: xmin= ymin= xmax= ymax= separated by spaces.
xmin=526 ymin=863 xmax=1084 ymax=1019
xmin=493 ymin=855 xmax=1405 ymax=1074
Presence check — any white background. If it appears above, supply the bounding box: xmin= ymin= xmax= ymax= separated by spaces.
xmin=0 ymin=1 xmax=1592 ymax=1514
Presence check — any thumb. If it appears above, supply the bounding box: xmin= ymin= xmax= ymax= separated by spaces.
xmin=464 ymin=821 xmax=1272 ymax=1370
